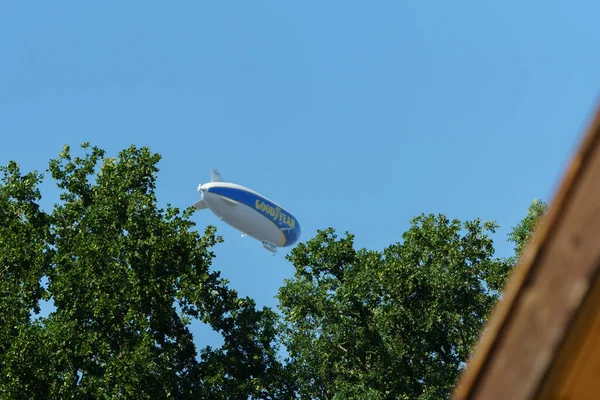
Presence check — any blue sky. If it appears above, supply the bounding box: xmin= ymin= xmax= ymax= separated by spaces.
xmin=2 ymin=1 xmax=599 ymax=350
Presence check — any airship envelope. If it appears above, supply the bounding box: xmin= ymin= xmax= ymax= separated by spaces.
xmin=192 ymin=169 xmax=301 ymax=253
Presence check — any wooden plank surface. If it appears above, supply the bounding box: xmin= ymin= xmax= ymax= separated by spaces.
xmin=452 ymin=99 xmax=600 ymax=400
xmin=536 ymin=273 xmax=600 ymax=399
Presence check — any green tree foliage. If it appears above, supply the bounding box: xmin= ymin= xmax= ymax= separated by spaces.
xmin=276 ymin=216 xmax=514 ymax=399
xmin=0 ymin=144 xmax=288 ymax=399
xmin=275 ymin=199 xmax=549 ymax=399
xmin=507 ymin=198 xmax=548 ymax=261
xmin=0 ymin=142 xmax=550 ymax=399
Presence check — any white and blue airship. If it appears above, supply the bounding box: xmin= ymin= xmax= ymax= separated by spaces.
xmin=192 ymin=168 xmax=301 ymax=253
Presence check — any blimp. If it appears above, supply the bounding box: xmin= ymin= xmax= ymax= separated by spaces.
xmin=192 ymin=168 xmax=301 ymax=253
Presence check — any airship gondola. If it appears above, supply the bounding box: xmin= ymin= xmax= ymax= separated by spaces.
xmin=192 ymin=169 xmax=301 ymax=253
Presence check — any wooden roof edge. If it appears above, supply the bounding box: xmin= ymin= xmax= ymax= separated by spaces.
xmin=452 ymin=95 xmax=600 ymax=399
xmin=534 ymin=266 xmax=600 ymax=398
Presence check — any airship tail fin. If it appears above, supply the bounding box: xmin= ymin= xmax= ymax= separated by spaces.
xmin=193 ymin=199 xmax=208 ymax=210
xmin=211 ymin=168 xmax=222 ymax=182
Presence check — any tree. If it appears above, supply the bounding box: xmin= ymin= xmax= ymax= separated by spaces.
xmin=276 ymin=215 xmax=514 ymax=399
xmin=507 ymin=198 xmax=548 ymax=261
xmin=275 ymin=196 xmax=550 ymax=399
xmin=0 ymin=143 xmax=289 ymax=399
xmin=0 ymin=142 xmax=550 ymax=399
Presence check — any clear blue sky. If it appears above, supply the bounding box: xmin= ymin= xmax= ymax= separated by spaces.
xmin=2 ymin=1 xmax=599 ymax=350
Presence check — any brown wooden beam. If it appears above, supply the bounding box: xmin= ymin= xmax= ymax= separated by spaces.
xmin=452 ymin=97 xmax=600 ymax=400
xmin=536 ymin=272 xmax=600 ymax=398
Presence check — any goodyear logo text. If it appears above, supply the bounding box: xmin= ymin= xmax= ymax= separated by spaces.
xmin=255 ymin=199 xmax=296 ymax=229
